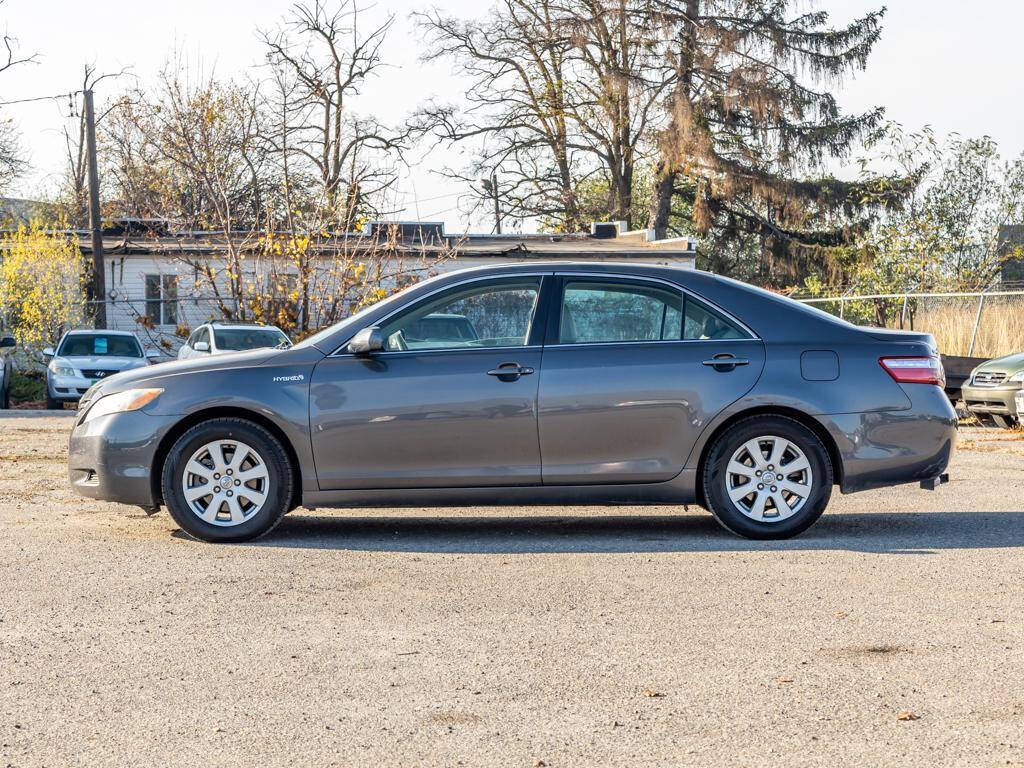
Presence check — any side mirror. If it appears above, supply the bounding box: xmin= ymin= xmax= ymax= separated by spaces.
xmin=194 ymin=341 xmax=210 ymax=352
xmin=43 ymin=346 xmax=55 ymax=358
xmin=0 ymin=335 xmax=14 ymax=348
xmin=146 ymin=349 xmax=161 ymax=360
xmin=347 ymin=326 xmax=384 ymax=356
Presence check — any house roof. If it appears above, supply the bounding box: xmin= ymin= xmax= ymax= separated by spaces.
xmin=68 ymin=220 xmax=697 ymax=261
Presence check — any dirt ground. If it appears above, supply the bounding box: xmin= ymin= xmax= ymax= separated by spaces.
xmin=1 ymin=415 xmax=1023 ymax=768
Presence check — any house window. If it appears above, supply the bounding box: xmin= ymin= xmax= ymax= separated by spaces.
xmin=145 ymin=274 xmax=178 ymax=326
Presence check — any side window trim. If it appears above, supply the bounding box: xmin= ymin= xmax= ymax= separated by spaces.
xmin=546 ymin=274 xmax=686 ymax=346
xmin=329 ymin=273 xmax=554 ymax=357
xmin=545 ymin=272 xmax=757 ymax=346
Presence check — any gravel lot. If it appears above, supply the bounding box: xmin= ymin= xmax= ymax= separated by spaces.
xmin=2 ymin=415 xmax=1023 ymax=767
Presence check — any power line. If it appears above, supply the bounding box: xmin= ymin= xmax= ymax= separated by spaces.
xmin=0 ymin=90 xmax=80 ymax=108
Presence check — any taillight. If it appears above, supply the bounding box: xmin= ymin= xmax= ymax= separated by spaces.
xmin=879 ymin=355 xmax=945 ymax=387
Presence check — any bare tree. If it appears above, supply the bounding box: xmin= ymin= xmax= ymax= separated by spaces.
xmin=416 ymin=0 xmax=583 ymax=231
xmin=0 ymin=2 xmax=37 ymax=193
xmin=416 ymin=0 xmax=673 ymax=231
xmin=260 ymin=0 xmax=410 ymax=230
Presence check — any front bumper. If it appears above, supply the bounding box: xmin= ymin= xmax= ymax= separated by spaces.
xmin=68 ymin=408 xmax=178 ymax=507
xmin=48 ymin=373 xmax=96 ymax=401
xmin=962 ymin=382 xmax=1022 ymax=419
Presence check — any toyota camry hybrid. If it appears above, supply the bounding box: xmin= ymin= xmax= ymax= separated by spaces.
xmin=68 ymin=263 xmax=956 ymax=543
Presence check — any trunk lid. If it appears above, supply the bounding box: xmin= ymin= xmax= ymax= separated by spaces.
xmin=860 ymin=327 xmax=938 ymax=350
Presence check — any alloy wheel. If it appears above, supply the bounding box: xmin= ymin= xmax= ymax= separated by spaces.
xmin=724 ymin=435 xmax=814 ymax=522
xmin=181 ymin=439 xmax=271 ymax=527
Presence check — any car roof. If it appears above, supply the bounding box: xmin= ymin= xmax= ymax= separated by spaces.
xmin=205 ymin=323 xmax=284 ymax=330
xmin=64 ymin=329 xmax=138 ymax=337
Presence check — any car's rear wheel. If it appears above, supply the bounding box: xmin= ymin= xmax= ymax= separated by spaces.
xmin=161 ymin=418 xmax=293 ymax=543
xmin=46 ymin=395 xmax=61 ymax=410
xmin=703 ymin=415 xmax=833 ymax=540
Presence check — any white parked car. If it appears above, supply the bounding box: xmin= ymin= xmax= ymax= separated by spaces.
xmin=178 ymin=323 xmax=292 ymax=360
xmin=44 ymin=330 xmax=158 ymax=410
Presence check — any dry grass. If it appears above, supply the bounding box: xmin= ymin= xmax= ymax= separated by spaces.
xmin=895 ymin=299 xmax=1024 ymax=358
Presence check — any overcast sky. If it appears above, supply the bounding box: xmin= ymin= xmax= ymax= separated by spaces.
xmin=1 ymin=0 xmax=1022 ymax=231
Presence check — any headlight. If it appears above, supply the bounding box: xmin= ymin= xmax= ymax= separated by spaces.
xmin=49 ymin=361 xmax=76 ymax=377
xmin=1009 ymin=371 xmax=1024 ymax=382
xmin=82 ymin=388 xmax=164 ymax=423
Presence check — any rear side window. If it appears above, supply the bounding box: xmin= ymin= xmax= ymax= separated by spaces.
xmin=559 ymin=280 xmax=683 ymax=343
xmin=683 ymin=298 xmax=747 ymax=340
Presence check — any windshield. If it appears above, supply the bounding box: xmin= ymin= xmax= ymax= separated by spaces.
xmin=57 ymin=334 xmax=142 ymax=358
xmin=213 ymin=328 xmax=291 ymax=351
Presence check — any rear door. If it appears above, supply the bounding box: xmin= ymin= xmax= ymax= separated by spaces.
xmin=538 ymin=274 xmax=765 ymax=485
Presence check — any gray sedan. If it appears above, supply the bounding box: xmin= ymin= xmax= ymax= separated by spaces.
xmin=68 ymin=263 xmax=956 ymax=542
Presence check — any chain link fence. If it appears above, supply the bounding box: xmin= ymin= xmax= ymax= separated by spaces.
xmin=797 ymin=290 xmax=1024 ymax=359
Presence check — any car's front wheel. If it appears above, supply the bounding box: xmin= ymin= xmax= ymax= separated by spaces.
xmin=702 ymin=415 xmax=833 ymax=540
xmin=161 ymin=418 xmax=293 ymax=543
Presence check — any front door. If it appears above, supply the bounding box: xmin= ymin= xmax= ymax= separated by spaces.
xmin=538 ymin=275 xmax=765 ymax=485
xmin=309 ymin=275 xmax=549 ymax=489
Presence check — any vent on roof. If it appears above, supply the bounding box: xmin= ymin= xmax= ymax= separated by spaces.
xmin=591 ymin=222 xmax=619 ymax=239
xmin=364 ymin=221 xmax=447 ymax=244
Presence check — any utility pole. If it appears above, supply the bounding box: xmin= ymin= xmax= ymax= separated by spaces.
xmin=83 ymin=89 xmax=106 ymax=328
xmin=491 ymin=172 xmax=501 ymax=235
xmin=480 ymin=173 xmax=502 ymax=234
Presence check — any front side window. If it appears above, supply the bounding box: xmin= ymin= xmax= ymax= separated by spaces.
xmin=379 ymin=278 xmax=541 ymax=352
xmin=559 ymin=280 xmax=683 ymax=344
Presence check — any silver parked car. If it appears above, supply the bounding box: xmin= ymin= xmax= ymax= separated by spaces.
xmin=178 ymin=323 xmax=291 ymax=360
xmin=68 ymin=263 xmax=956 ymax=543
xmin=45 ymin=330 xmax=158 ymax=409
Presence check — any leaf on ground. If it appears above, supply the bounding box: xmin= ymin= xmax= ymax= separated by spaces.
xmin=642 ymin=688 xmax=665 ymax=698
xmin=896 ymin=711 xmax=921 ymax=721
xmin=775 ymin=676 xmax=794 ymax=684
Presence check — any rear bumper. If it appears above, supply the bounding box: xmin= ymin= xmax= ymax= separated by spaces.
xmin=961 ymin=383 xmax=1021 ymax=418
xmin=822 ymin=384 xmax=958 ymax=494
xmin=68 ymin=409 xmax=177 ymax=507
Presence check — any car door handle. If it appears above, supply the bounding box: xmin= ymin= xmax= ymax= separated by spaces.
xmin=702 ymin=355 xmax=750 ymax=370
xmin=487 ymin=363 xmax=534 ymax=381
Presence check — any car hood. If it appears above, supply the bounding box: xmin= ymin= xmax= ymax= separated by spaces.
xmin=86 ymin=348 xmax=281 ymax=399
xmin=62 ymin=355 xmax=148 ymax=370
xmin=976 ymin=351 xmax=1024 ymax=372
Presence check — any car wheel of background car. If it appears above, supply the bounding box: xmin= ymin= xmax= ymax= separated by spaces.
xmin=46 ymin=395 xmax=61 ymax=410
xmin=161 ymin=418 xmax=293 ymax=543
xmin=703 ymin=415 xmax=833 ymax=540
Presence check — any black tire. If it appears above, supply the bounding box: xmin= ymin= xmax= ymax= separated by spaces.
xmin=702 ymin=415 xmax=833 ymax=540
xmin=161 ymin=418 xmax=294 ymax=543
xmin=46 ymin=395 xmax=62 ymax=410
xmin=991 ymin=413 xmax=1013 ymax=430
xmin=1 ymin=383 xmax=9 ymax=410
